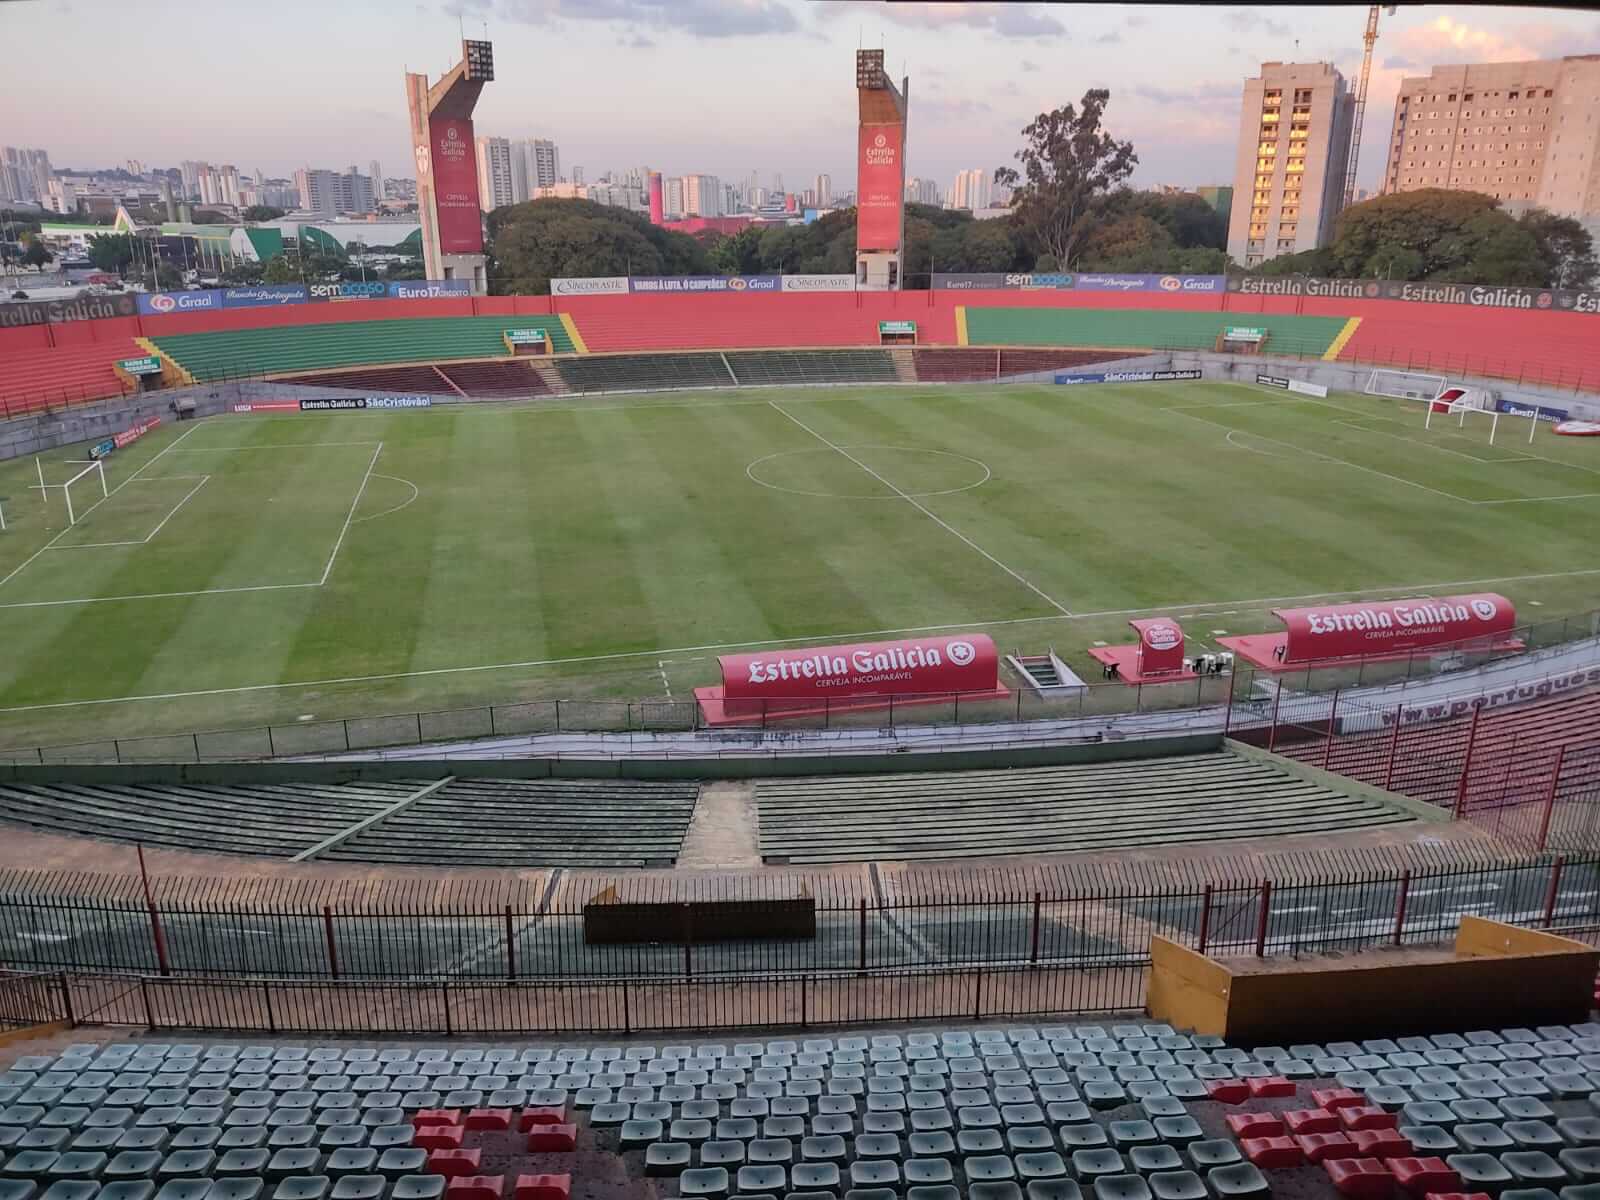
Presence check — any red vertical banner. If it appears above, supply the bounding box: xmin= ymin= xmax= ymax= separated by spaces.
xmin=428 ymin=116 xmax=483 ymax=254
xmin=1130 ymin=618 xmax=1186 ymax=676
xmin=856 ymin=123 xmax=904 ymax=251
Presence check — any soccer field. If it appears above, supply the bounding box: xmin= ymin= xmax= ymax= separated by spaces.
xmin=2 ymin=379 xmax=1599 ymax=751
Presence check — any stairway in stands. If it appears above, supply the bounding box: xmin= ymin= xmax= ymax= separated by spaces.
xmin=888 ymin=347 xmax=918 ymax=383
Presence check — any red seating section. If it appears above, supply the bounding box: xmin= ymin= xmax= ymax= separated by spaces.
xmin=277 ymin=364 xmax=460 ymax=395
xmin=1327 ymin=1157 xmax=1396 ymax=1199
xmin=0 ymin=336 xmax=145 ymax=417
xmin=557 ymin=293 xmax=954 ymax=352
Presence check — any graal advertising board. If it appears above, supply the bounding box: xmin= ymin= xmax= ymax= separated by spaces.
xmin=1274 ymin=593 xmax=1516 ymax=663
xmin=428 ymin=117 xmax=483 ymax=254
xmin=717 ymin=634 xmax=1000 ymax=709
xmin=856 ymin=124 xmax=904 ymax=251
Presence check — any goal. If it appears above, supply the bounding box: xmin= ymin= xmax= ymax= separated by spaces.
xmin=1365 ymin=368 xmax=1446 ymax=403
xmin=34 ymin=458 xmax=108 ymax=526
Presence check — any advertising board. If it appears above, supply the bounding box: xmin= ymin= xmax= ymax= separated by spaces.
xmin=387 ymin=280 xmax=471 ymax=300
xmin=878 ymin=321 xmax=916 ymax=335
xmin=628 ymin=275 xmax=780 ymax=293
xmin=308 ymin=282 xmax=387 ymax=302
xmin=856 ymin=124 xmax=904 ymax=251
xmin=780 ymin=275 xmax=856 ymax=292
xmin=1498 ymin=399 xmax=1569 ymax=423
xmin=1131 ymin=618 xmax=1186 ymax=676
xmin=716 ymin=634 xmax=1001 ymax=707
xmin=113 ymin=416 xmax=160 ymax=448
xmin=117 ymin=357 xmax=164 ymax=376
xmin=1273 ymin=593 xmax=1517 ymax=663
xmin=551 ymin=276 xmax=629 ymax=296
xmin=1055 ymin=369 xmax=1202 ymax=385
xmin=220 ymin=285 xmax=308 ymax=309
xmin=428 ymin=116 xmax=484 ymax=255
xmin=137 ymin=289 xmax=223 ymax=315
xmin=298 ymin=396 xmax=434 ymax=411
xmin=505 ymin=329 xmax=548 ymax=345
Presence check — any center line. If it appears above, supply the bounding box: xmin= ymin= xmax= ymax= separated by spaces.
xmin=767 ymin=401 xmax=1073 ymax=616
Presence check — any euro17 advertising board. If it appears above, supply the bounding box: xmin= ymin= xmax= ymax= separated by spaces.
xmin=1273 ymin=593 xmax=1517 ymax=663
xmin=856 ymin=124 xmax=904 ymax=251
xmin=428 ymin=117 xmax=483 ymax=254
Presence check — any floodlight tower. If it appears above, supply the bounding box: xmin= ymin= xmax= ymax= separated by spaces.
xmin=855 ymin=49 xmax=910 ymax=290
xmin=404 ymin=39 xmax=495 ymax=292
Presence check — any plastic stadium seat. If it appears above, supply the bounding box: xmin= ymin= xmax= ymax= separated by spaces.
xmin=1285 ymin=1109 xmax=1342 ymax=1135
xmin=462 ymin=1111 xmax=509 ymax=1132
xmin=1313 ymin=1089 xmax=1366 ymax=1111
xmin=1352 ymin=1130 xmax=1414 ymax=1160
xmin=425 ymin=1151 xmax=479 ymax=1178
xmin=1502 ymin=1152 xmax=1568 ymax=1186
xmin=1242 ymin=1137 xmax=1303 ymax=1169
xmin=1205 ymin=1164 xmax=1270 ymax=1200
xmin=1390 ymin=1157 xmax=1462 ymax=1196
xmin=1224 ymin=1115 xmax=1283 ymax=1139
xmin=412 ymin=1128 xmax=462 ymax=1151
xmin=1326 ymin=1158 xmax=1395 ymax=1199
xmin=444 ymin=1179 xmax=501 ymax=1200
xmin=1204 ymin=1082 xmax=1249 ymax=1105
xmin=676 ymin=1168 xmax=728 ymax=1198
xmin=525 ymin=1126 xmax=575 ymax=1152
xmin=1246 ymin=1077 xmax=1295 ymax=1099
xmin=519 ymin=1107 xmax=565 ymax=1129
xmin=1342 ymin=1108 xmax=1399 ymax=1132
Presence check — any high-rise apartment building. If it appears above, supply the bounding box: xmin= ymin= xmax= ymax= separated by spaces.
xmin=475 ymin=136 xmax=517 ymax=212
xmin=683 ymin=174 xmax=722 ymax=217
xmin=295 ymin=167 xmax=377 ymax=217
xmin=370 ymin=160 xmax=384 ymax=204
xmin=1381 ymin=55 xmax=1600 ymax=222
xmin=905 ymin=177 xmax=940 ymax=206
xmin=180 ymin=160 xmax=203 ymax=201
xmin=1226 ymin=61 xmax=1354 ymax=267
xmin=947 ymin=169 xmax=991 ymax=211
xmin=814 ymin=173 xmax=833 ymax=207
xmin=664 ymin=176 xmax=685 ymax=219
xmin=528 ymin=139 xmax=560 ymax=189
xmin=1 ymin=147 xmax=51 ymax=203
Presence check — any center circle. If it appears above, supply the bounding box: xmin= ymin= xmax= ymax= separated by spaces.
xmin=745 ymin=445 xmax=993 ymax=500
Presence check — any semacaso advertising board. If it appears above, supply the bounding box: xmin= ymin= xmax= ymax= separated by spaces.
xmin=629 ymin=275 xmax=780 ymax=293
xmin=1274 ymin=593 xmax=1517 ymax=663
xmin=717 ymin=634 xmax=1001 ymax=707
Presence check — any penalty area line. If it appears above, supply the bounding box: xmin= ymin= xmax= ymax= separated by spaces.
xmin=7 ymin=564 xmax=1600 ymax=717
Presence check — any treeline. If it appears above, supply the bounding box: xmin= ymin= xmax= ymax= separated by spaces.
xmin=483 ymin=88 xmax=1596 ymax=293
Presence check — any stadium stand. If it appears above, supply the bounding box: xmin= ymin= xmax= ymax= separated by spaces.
xmin=316 ymin=778 xmax=701 ymax=868
xmin=963 ymin=308 xmax=1351 ymax=357
xmin=0 ymin=779 xmax=420 ymax=857
xmin=435 ymin=361 xmax=553 ymax=397
xmin=754 ymin=751 xmax=1412 ymax=863
xmin=555 ymin=292 xmax=958 ymax=352
xmin=724 ymin=349 xmax=899 ymax=386
xmin=148 ymin=319 xmax=578 ymax=381
xmin=552 ymin=353 xmax=732 ymax=393
xmin=0 ymin=339 xmax=145 ymax=416
xmin=272 ymin=365 xmax=461 ymax=395
xmin=0 ymin=777 xmax=701 ymax=867
xmin=2 ymin=1019 xmax=1593 ymax=1200
xmin=1326 ymin=303 xmax=1600 ymax=387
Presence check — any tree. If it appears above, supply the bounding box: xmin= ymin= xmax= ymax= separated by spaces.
xmin=1519 ymin=208 xmax=1598 ymax=289
xmin=709 ymin=226 xmax=764 ymax=275
xmin=1080 ymin=214 xmax=1174 ymax=271
xmin=220 ymin=261 xmax=265 ymax=285
xmin=261 ymin=254 xmax=302 ymax=284
xmin=994 ymin=89 xmax=1137 ymax=270
xmin=20 ymin=239 xmax=52 ymax=267
xmin=486 ymin=198 xmax=710 ymax=294
xmin=241 ymin=205 xmax=286 ymax=223
xmin=87 ymin=232 xmax=135 ymax=276
xmin=1327 ymin=188 xmax=1501 ymax=279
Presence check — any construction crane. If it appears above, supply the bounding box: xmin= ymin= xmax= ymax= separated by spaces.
xmin=1343 ymin=4 xmax=1397 ymax=209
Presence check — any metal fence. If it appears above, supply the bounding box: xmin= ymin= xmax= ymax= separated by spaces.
xmin=0 ymin=850 xmax=1588 ymax=1034
xmin=4 ymin=610 xmax=1596 ymax=764
xmin=0 ymin=852 xmax=1588 ymax=983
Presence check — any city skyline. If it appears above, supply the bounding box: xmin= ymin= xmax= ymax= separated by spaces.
xmin=6 ymin=3 xmax=1600 ymax=197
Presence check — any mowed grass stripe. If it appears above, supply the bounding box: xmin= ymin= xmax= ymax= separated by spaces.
xmin=761 ymin=397 xmax=1068 ymax=620
xmin=402 ymin=411 xmax=549 ymax=676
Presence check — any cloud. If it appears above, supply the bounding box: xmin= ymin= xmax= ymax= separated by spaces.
xmin=1388 ymin=14 xmax=1600 ymax=64
xmin=916 ymin=96 xmax=996 ymax=121
xmin=1382 ymin=55 xmax=1417 ymax=70
xmin=495 ymin=0 xmax=799 ymax=38
xmin=1130 ymin=82 xmax=1239 ymax=105
xmin=1021 ymin=60 xmax=1040 ymax=72
xmin=1096 ymin=30 xmax=1122 ymax=44
xmin=821 ymin=2 xmax=1064 ymax=38
xmin=1223 ymin=9 xmax=1290 ymax=38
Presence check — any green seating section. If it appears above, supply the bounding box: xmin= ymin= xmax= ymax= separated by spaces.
xmin=150 ymin=317 xmax=577 ymax=381
xmin=964 ymin=308 xmax=1349 ymax=357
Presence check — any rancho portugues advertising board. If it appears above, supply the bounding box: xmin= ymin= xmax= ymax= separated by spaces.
xmin=1273 ymin=593 xmax=1517 ymax=663
xmin=696 ymin=634 xmax=1006 ymax=725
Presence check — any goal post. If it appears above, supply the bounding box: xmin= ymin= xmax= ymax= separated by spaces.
xmin=33 ymin=460 xmax=108 ymax=526
xmin=1365 ymin=368 xmax=1446 ymax=403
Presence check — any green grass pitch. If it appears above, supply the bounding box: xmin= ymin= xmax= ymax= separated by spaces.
xmin=1 ymin=379 xmax=1597 ymax=751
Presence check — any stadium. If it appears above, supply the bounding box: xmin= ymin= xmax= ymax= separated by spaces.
xmin=3 ymin=27 xmax=1600 ymax=1200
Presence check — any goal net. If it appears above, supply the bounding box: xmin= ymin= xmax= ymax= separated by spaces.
xmin=34 ymin=458 xmax=108 ymax=526
xmin=1365 ymin=369 xmax=1446 ymax=402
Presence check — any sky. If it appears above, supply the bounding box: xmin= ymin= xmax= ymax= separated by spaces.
xmin=6 ymin=1 xmax=1600 ymax=195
